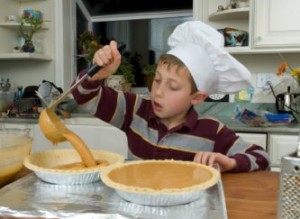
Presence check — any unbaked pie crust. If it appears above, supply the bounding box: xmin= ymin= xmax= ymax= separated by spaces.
xmin=24 ymin=149 xmax=125 ymax=185
xmin=24 ymin=149 xmax=124 ymax=173
xmin=101 ymin=160 xmax=220 ymax=195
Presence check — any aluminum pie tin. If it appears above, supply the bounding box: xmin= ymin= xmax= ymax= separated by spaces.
xmin=101 ymin=160 xmax=220 ymax=206
xmin=24 ymin=148 xmax=124 ymax=185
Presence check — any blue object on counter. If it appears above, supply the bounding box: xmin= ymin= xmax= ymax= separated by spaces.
xmin=234 ymin=105 xmax=294 ymax=127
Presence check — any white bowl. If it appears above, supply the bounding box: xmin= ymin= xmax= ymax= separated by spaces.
xmin=24 ymin=148 xmax=124 ymax=185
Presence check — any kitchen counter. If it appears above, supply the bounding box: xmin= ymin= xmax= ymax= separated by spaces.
xmin=222 ymin=171 xmax=279 ymax=219
xmin=219 ymin=116 xmax=300 ymax=134
xmin=2 ymin=102 xmax=300 ymax=134
xmin=196 ymin=102 xmax=300 ymax=134
xmin=2 ymin=114 xmax=300 ymax=134
xmin=0 ymin=169 xmax=279 ymax=218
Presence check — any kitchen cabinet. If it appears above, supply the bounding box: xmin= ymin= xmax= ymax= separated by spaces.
xmin=253 ymin=0 xmax=300 ymax=49
xmin=196 ymin=0 xmax=300 ymax=53
xmin=198 ymin=0 xmax=250 ymax=54
xmin=236 ymin=132 xmax=267 ymax=150
xmin=268 ymin=133 xmax=298 ymax=167
xmin=236 ymin=132 xmax=298 ymax=171
xmin=0 ymin=0 xmax=53 ymax=60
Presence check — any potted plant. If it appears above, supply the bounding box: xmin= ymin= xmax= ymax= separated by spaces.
xmin=116 ymin=59 xmax=135 ymax=92
xmin=18 ymin=9 xmax=43 ymax=53
xmin=104 ymin=57 xmax=135 ymax=92
xmin=77 ymin=30 xmax=102 ymax=67
xmin=142 ymin=63 xmax=157 ymax=91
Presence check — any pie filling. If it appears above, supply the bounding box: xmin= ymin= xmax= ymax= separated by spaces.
xmin=108 ymin=162 xmax=213 ymax=190
xmin=55 ymin=159 xmax=109 ymax=170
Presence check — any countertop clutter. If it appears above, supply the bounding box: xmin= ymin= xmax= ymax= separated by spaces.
xmin=195 ymin=102 xmax=300 ymax=134
xmin=2 ymin=102 xmax=300 ymax=133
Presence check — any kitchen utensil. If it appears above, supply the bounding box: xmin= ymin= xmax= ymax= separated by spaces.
xmin=47 ymin=43 xmax=126 ymax=110
xmin=297 ymin=132 xmax=300 ymax=158
xmin=38 ymin=63 xmax=101 ymax=144
xmin=0 ymin=90 xmax=14 ymax=112
xmin=36 ymin=90 xmax=71 ymax=118
xmin=0 ymin=128 xmax=33 ymax=187
xmin=39 ymin=108 xmax=99 ymax=168
xmin=39 ymin=108 xmax=67 ymax=143
xmin=48 ymin=64 xmax=101 ymax=110
xmin=275 ymin=86 xmax=295 ymax=113
xmin=278 ymin=153 xmax=300 ymax=218
xmin=278 ymin=131 xmax=300 ymax=218
xmin=39 ymin=43 xmax=126 ymax=143
xmin=57 ymin=108 xmax=71 ymax=118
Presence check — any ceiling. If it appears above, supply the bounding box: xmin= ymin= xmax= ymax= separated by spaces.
xmin=81 ymin=0 xmax=193 ymax=16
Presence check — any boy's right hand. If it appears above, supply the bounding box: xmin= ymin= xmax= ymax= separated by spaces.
xmin=89 ymin=40 xmax=121 ymax=81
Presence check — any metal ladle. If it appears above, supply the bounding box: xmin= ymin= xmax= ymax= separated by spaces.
xmin=39 ymin=43 xmax=126 ymax=143
xmin=38 ymin=64 xmax=101 ymax=143
xmin=39 ymin=44 xmax=126 ymax=167
xmin=38 ymin=65 xmax=101 ymax=167
xmin=39 ymin=108 xmax=97 ymax=167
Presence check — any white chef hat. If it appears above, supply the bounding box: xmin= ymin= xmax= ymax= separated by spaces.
xmin=167 ymin=21 xmax=252 ymax=95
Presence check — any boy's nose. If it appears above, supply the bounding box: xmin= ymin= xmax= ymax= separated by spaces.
xmin=154 ymin=84 xmax=164 ymax=96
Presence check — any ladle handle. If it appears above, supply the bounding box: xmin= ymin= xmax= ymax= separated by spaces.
xmin=47 ymin=43 xmax=126 ymax=110
xmin=48 ymin=64 xmax=101 ymax=110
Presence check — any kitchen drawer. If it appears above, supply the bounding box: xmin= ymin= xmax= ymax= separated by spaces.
xmin=268 ymin=134 xmax=298 ymax=167
xmin=236 ymin=132 xmax=267 ymax=150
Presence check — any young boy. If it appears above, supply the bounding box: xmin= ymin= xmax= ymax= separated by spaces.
xmin=71 ymin=21 xmax=270 ymax=173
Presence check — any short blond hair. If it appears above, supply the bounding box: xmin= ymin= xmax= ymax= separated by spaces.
xmin=158 ymin=54 xmax=198 ymax=93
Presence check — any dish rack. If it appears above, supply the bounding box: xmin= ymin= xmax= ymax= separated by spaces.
xmin=12 ymin=98 xmax=41 ymax=118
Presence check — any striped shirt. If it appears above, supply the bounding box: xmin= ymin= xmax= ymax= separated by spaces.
xmin=72 ymin=71 xmax=270 ymax=173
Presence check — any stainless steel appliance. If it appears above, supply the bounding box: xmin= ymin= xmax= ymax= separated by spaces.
xmin=278 ymin=135 xmax=300 ymax=218
xmin=276 ymin=86 xmax=294 ymax=113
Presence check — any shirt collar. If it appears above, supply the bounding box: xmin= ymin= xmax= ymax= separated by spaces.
xmin=148 ymin=106 xmax=198 ymax=130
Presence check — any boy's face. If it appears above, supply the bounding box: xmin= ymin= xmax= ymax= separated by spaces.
xmin=150 ymin=64 xmax=201 ymax=126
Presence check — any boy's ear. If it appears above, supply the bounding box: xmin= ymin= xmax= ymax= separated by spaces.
xmin=191 ymin=91 xmax=208 ymax=105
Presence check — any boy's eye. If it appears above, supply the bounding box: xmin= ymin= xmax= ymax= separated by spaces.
xmin=169 ymin=85 xmax=180 ymax=91
xmin=153 ymin=77 xmax=161 ymax=83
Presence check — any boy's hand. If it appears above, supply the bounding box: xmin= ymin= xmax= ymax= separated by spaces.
xmin=90 ymin=40 xmax=121 ymax=81
xmin=193 ymin=152 xmax=237 ymax=172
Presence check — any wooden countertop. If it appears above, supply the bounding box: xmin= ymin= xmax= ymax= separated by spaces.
xmin=222 ymin=171 xmax=279 ymax=219
xmin=1 ymin=169 xmax=280 ymax=219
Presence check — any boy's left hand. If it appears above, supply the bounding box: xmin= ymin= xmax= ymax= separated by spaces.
xmin=193 ymin=152 xmax=237 ymax=172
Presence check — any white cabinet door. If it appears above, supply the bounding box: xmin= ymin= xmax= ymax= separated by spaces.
xmin=268 ymin=134 xmax=298 ymax=167
xmin=236 ymin=132 xmax=267 ymax=150
xmin=253 ymin=0 xmax=300 ymax=48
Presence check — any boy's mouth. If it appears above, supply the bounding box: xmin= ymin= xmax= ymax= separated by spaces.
xmin=152 ymin=101 xmax=162 ymax=112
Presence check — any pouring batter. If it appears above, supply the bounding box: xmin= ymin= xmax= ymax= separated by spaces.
xmin=39 ymin=108 xmax=97 ymax=168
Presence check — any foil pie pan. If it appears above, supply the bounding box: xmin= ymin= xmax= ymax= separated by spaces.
xmin=24 ymin=148 xmax=124 ymax=185
xmin=101 ymin=160 xmax=220 ymax=206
